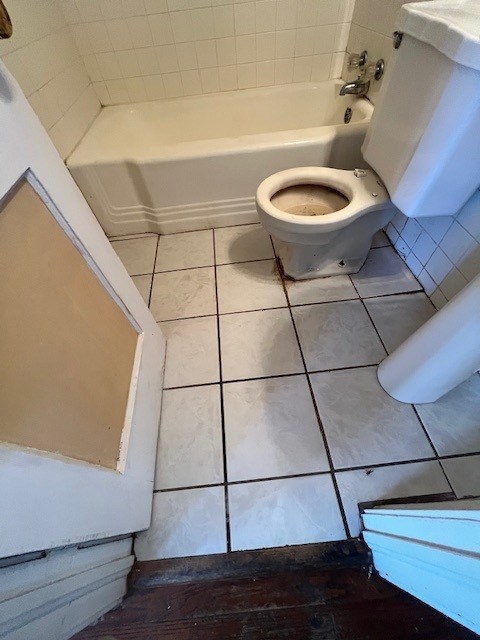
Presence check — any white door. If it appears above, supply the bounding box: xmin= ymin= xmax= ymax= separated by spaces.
xmin=0 ymin=61 xmax=166 ymax=558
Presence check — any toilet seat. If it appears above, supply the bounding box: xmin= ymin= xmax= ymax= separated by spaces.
xmin=256 ymin=167 xmax=390 ymax=234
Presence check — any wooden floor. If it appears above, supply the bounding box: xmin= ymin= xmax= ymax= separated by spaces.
xmin=73 ymin=540 xmax=477 ymax=640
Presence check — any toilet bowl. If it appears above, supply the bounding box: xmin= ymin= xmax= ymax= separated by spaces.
xmin=256 ymin=167 xmax=395 ymax=280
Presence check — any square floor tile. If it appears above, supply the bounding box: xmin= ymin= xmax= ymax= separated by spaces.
xmin=310 ymin=367 xmax=434 ymax=469
xmin=371 ymin=230 xmax=390 ymax=248
xmin=161 ymin=316 xmax=219 ymax=388
xmin=132 ymin=274 xmax=152 ymax=305
xmin=293 ymin=300 xmax=386 ymax=371
xmin=285 ymin=275 xmax=358 ymax=306
xmin=214 ymin=224 xmax=274 ymax=264
xmin=441 ymin=455 xmax=480 ymax=498
xmin=351 ymin=246 xmax=422 ymax=298
xmin=155 ymin=230 xmax=214 ymax=272
xmin=415 ymin=375 xmax=480 ymax=456
xmin=336 ymin=461 xmax=450 ymax=537
xmin=155 ymin=386 xmax=223 ymax=490
xmin=365 ymin=292 xmax=436 ymax=353
xmin=150 ymin=267 xmax=216 ymax=321
xmin=228 ymin=475 xmax=346 ymax=551
xmin=224 ymin=376 xmax=329 ymax=482
xmin=111 ymin=236 xmax=158 ymax=276
xmin=135 ymin=487 xmax=227 ymax=560
xmin=217 ymin=260 xmax=287 ymax=314
xmin=220 ymin=308 xmax=303 ymax=381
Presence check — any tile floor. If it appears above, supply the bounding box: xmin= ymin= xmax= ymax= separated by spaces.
xmin=111 ymin=224 xmax=480 ymax=560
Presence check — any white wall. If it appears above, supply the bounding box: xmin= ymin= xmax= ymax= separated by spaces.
xmin=0 ymin=0 xmax=101 ymax=159
xmin=60 ymin=0 xmax=354 ymax=104
xmin=345 ymin=0 xmax=480 ymax=309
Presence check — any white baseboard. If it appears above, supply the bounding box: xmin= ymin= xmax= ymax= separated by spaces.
xmin=0 ymin=538 xmax=133 ymax=640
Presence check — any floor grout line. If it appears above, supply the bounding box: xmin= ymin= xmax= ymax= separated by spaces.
xmin=152 ymin=452 xmax=480 ymax=495
xmin=271 ymin=237 xmax=352 ymax=540
xmin=147 ymin=236 xmax=161 ymax=308
xmin=212 ymin=228 xmax=232 ymax=553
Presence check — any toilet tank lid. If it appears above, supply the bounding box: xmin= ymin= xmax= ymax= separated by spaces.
xmin=397 ymin=0 xmax=480 ymax=71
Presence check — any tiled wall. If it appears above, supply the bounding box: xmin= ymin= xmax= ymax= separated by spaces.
xmin=0 ymin=1 xmax=101 ymax=159
xmin=59 ymin=0 xmax=355 ymax=105
xmin=345 ymin=0 xmax=480 ymax=308
xmin=385 ymin=195 xmax=480 ymax=311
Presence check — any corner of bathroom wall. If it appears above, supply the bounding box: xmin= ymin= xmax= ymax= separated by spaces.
xmin=384 ymin=191 xmax=480 ymax=309
xmin=0 ymin=0 xmax=101 ymax=160
xmin=57 ymin=0 xmax=354 ymax=105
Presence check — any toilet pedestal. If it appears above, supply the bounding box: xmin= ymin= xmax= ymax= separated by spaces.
xmin=377 ymin=274 xmax=480 ymax=403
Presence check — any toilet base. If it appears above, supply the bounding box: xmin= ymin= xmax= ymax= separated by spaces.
xmin=274 ymin=236 xmax=371 ymax=279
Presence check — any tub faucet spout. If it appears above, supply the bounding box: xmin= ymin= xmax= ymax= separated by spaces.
xmin=339 ymin=78 xmax=370 ymax=96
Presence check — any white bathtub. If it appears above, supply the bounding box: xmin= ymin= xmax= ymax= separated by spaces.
xmin=68 ymin=80 xmax=373 ymax=236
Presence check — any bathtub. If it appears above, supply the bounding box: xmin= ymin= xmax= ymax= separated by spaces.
xmin=68 ymin=80 xmax=373 ymax=236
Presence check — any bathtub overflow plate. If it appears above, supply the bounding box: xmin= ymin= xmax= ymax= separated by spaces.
xmin=344 ymin=107 xmax=352 ymax=124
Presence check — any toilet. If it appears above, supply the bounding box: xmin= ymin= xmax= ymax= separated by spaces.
xmin=256 ymin=166 xmax=395 ymax=279
xmin=256 ymin=0 xmax=480 ymax=280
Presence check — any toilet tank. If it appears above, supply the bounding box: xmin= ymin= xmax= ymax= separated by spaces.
xmin=362 ymin=0 xmax=480 ymax=218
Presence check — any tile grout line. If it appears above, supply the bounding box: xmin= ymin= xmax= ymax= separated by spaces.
xmin=162 ymin=364 xmax=378 ymax=390
xmin=212 ymin=228 xmax=232 ymax=553
xmin=147 ymin=235 xmax=161 ymax=308
xmin=347 ymin=272 xmax=457 ymax=496
xmin=152 ymin=451 xmax=480 ymax=495
xmin=271 ymin=238 xmax=352 ymax=540
xmin=154 ymin=289 xmax=431 ymax=324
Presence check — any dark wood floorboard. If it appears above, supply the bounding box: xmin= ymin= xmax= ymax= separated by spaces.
xmin=73 ymin=541 xmax=478 ymax=640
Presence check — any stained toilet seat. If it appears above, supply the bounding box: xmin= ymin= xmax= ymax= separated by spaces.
xmin=256 ymin=167 xmax=390 ymax=236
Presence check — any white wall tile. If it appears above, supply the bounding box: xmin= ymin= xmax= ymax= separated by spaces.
xmin=55 ymin=0 xmax=351 ymax=99
xmin=105 ymin=77 xmax=130 ymax=102
xmin=162 ymin=70 xmax=184 ymax=96
xmin=237 ymin=61 xmax=256 ymax=87
xmin=191 ymin=7 xmax=215 ymax=39
xmin=181 ymin=68 xmax=202 ymax=93
xmin=196 ymin=40 xmax=218 ymax=67
xmin=144 ymin=73 xmax=166 ymax=98
xmin=149 ymin=12 xmax=175 ymax=43
xmin=256 ymin=59 xmax=275 ymax=85
xmin=216 ymin=36 xmax=236 ymax=65
xmin=219 ymin=64 xmax=238 ymax=89
xmin=256 ymin=32 xmax=275 ymax=61
xmin=440 ymin=221 xmax=477 ymax=265
xmin=236 ymin=34 xmax=256 ymax=63
xmin=1 ymin=4 xmax=101 ymax=160
xmin=157 ymin=44 xmax=180 ymax=72
xmin=425 ymin=248 xmax=453 ymax=286
xmin=213 ymin=4 xmax=235 ymax=37
xmin=255 ymin=0 xmax=276 ymax=33
xmin=200 ymin=66 xmax=220 ymax=92
xmin=274 ymin=57 xmax=294 ymax=83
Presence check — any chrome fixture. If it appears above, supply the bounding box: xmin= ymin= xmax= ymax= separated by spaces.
xmin=340 ymin=51 xmax=385 ymax=97
xmin=0 ymin=1 xmax=12 ymax=39
xmin=363 ymin=59 xmax=385 ymax=81
xmin=339 ymin=78 xmax=370 ymax=96
xmin=347 ymin=50 xmax=368 ymax=72
xmin=393 ymin=31 xmax=403 ymax=49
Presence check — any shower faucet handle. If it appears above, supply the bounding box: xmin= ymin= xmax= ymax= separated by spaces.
xmin=347 ymin=50 xmax=368 ymax=72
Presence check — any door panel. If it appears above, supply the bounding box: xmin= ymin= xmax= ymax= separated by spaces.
xmin=0 ymin=62 xmax=165 ymax=557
